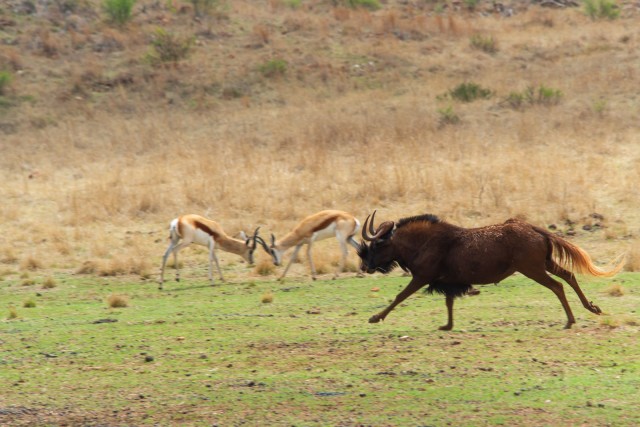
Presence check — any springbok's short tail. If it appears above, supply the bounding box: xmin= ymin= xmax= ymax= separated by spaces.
xmin=541 ymin=228 xmax=624 ymax=277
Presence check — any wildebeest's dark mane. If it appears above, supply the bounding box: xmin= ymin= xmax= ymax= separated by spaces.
xmin=396 ymin=214 xmax=440 ymax=229
xmin=424 ymin=282 xmax=473 ymax=298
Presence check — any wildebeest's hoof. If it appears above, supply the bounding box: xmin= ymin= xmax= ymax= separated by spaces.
xmin=588 ymin=302 xmax=602 ymax=314
xmin=368 ymin=315 xmax=382 ymax=323
xmin=438 ymin=324 xmax=453 ymax=331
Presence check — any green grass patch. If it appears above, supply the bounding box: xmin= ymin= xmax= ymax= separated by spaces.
xmin=0 ymin=273 xmax=639 ymax=425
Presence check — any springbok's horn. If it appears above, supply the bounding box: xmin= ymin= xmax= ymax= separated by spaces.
xmin=271 ymin=233 xmax=276 ymax=246
xmin=251 ymin=227 xmax=260 ymax=249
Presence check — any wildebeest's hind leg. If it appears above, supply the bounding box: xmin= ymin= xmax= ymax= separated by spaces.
xmin=546 ymin=260 xmax=602 ymax=314
xmin=439 ymin=294 xmax=455 ymax=331
xmin=369 ymin=277 xmax=426 ymax=323
xmin=520 ymin=268 xmax=577 ymax=329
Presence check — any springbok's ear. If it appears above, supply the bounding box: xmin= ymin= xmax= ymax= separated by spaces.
xmin=239 ymin=231 xmax=248 ymax=241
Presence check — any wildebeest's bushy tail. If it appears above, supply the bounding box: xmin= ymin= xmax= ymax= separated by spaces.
xmin=533 ymin=225 xmax=623 ymax=277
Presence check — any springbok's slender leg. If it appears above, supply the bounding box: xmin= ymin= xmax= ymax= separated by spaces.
xmin=306 ymin=240 xmax=317 ymax=280
xmin=160 ymin=241 xmax=176 ymax=289
xmin=439 ymin=294 xmax=456 ymax=331
xmin=369 ymin=276 xmax=426 ymax=323
xmin=521 ymin=269 xmax=577 ymax=329
xmin=160 ymin=240 xmax=190 ymax=290
xmin=279 ymin=244 xmax=303 ymax=280
xmin=208 ymin=239 xmax=224 ymax=285
xmin=546 ymin=260 xmax=602 ymax=314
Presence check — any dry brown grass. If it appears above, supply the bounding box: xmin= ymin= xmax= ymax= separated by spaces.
xmin=261 ymin=292 xmax=274 ymax=304
xmin=42 ymin=276 xmax=57 ymax=289
xmin=0 ymin=1 xmax=638 ymax=278
xmin=602 ymin=283 xmax=625 ymax=297
xmin=107 ymin=294 xmax=129 ymax=308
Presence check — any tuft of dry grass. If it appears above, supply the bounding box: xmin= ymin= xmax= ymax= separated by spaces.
xmin=76 ymin=261 xmax=99 ymax=275
xmin=599 ymin=315 xmax=638 ymax=329
xmin=23 ymin=299 xmax=36 ymax=308
xmin=42 ymin=277 xmax=57 ymax=289
xmin=254 ymin=260 xmax=276 ymax=277
xmin=7 ymin=307 xmax=18 ymax=320
xmin=624 ymin=242 xmax=640 ymax=272
xmin=261 ymin=292 xmax=274 ymax=304
xmin=602 ymin=283 xmax=625 ymax=297
xmin=20 ymin=256 xmax=43 ymax=271
xmin=107 ymin=294 xmax=129 ymax=308
xmin=1 ymin=249 xmax=18 ymax=265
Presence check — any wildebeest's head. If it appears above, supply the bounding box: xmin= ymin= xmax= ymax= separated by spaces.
xmin=357 ymin=211 xmax=398 ymax=274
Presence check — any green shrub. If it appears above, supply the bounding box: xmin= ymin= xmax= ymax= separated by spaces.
xmin=505 ymin=85 xmax=563 ymax=109
xmin=0 ymin=71 xmax=12 ymax=96
xmin=259 ymin=59 xmax=288 ymax=78
xmin=463 ymin=0 xmax=479 ymax=11
xmin=104 ymin=0 xmax=136 ymax=26
xmin=583 ymin=0 xmax=620 ymax=19
xmin=334 ymin=0 xmax=381 ymax=11
xmin=148 ymin=29 xmax=194 ymax=64
xmin=285 ymin=0 xmax=302 ymax=8
xmin=445 ymin=82 xmax=493 ymax=103
xmin=437 ymin=106 xmax=460 ymax=126
xmin=470 ymin=34 xmax=498 ymax=54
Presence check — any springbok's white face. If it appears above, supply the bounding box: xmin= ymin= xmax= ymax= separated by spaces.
xmin=239 ymin=229 xmax=260 ymax=265
xmin=244 ymin=240 xmax=256 ymax=265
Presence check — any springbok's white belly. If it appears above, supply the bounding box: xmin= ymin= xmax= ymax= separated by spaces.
xmin=312 ymin=223 xmax=337 ymax=242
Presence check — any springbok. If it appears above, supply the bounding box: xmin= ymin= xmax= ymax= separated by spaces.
xmin=159 ymin=214 xmax=260 ymax=290
xmin=258 ymin=210 xmax=361 ymax=280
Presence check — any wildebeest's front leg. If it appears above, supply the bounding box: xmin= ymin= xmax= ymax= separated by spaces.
xmin=369 ymin=276 xmax=426 ymax=323
xmin=439 ymin=294 xmax=455 ymax=331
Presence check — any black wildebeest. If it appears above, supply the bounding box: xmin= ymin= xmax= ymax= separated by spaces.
xmin=357 ymin=211 xmax=623 ymax=330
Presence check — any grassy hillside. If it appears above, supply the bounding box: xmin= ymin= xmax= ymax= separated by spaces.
xmin=0 ymin=0 xmax=639 ymax=294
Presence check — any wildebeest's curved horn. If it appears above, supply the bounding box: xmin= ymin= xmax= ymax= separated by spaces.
xmin=362 ymin=211 xmax=394 ymax=241
xmin=369 ymin=210 xmax=377 ymax=235
xmin=362 ymin=212 xmax=374 ymax=241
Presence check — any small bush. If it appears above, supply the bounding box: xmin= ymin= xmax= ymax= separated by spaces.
xmin=583 ymin=0 xmax=620 ymax=20
xmin=104 ymin=0 xmax=136 ymax=26
xmin=23 ymin=299 xmax=36 ymax=308
xmin=437 ymin=105 xmax=460 ymax=126
xmin=285 ymin=0 xmax=302 ymax=8
xmin=43 ymin=277 xmax=57 ymax=289
xmin=603 ymin=283 xmax=625 ymax=297
xmin=505 ymin=85 xmax=562 ymax=109
xmin=261 ymin=292 xmax=274 ymax=304
xmin=258 ymin=59 xmax=288 ymax=78
xmin=21 ymin=256 xmax=42 ymax=271
xmin=335 ymin=0 xmax=381 ymax=11
xmin=148 ymin=29 xmax=194 ymax=64
xmin=8 ymin=307 xmax=18 ymax=319
xmin=107 ymin=293 xmax=129 ymax=308
xmin=444 ymin=82 xmax=493 ymax=103
xmin=0 ymin=71 xmax=12 ymax=96
xmin=470 ymin=34 xmax=498 ymax=54
xmin=254 ymin=260 xmax=275 ymax=276
xmin=76 ymin=260 xmax=98 ymax=274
